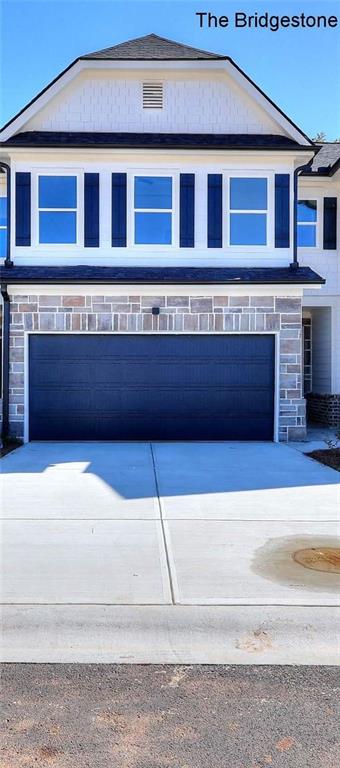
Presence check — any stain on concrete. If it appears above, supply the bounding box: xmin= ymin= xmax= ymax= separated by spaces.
xmin=235 ymin=629 xmax=273 ymax=653
xmin=293 ymin=548 xmax=340 ymax=574
xmin=252 ymin=535 xmax=340 ymax=593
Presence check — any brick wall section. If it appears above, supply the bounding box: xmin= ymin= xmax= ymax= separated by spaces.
xmin=306 ymin=393 xmax=340 ymax=428
xmin=6 ymin=293 xmax=306 ymax=441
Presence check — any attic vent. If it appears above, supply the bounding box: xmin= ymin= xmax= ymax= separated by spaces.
xmin=142 ymin=82 xmax=163 ymax=109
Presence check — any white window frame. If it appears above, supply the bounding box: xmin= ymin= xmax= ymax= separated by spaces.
xmin=223 ymin=171 xmax=274 ymax=250
xmin=297 ymin=198 xmax=319 ymax=249
xmin=127 ymin=171 xmax=179 ymax=250
xmin=32 ymin=170 xmax=83 ymax=249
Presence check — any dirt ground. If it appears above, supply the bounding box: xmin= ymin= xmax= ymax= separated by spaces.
xmin=1 ymin=665 xmax=339 ymax=768
xmin=0 ymin=439 xmax=22 ymax=459
xmin=306 ymin=448 xmax=340 ymax=472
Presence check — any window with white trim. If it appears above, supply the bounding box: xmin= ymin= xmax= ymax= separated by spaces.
xmin=0 ymin=194 xmax=7 ymax=258
xmin=229 ymin=177 xmax=268 ymax=246
xmin=297 ymin=200 xmax=317 ymax=247
xmin=38 ymin=175 xmax=77 ymax=244
xmin=134 ymin=176 xmax=173 ymax=245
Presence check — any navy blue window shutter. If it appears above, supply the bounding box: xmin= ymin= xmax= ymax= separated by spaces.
xmin=15 ymin=172 xmax=31 ymax=246
xmin=84 ymin=173 xmax=99 ymax=247
xmin=180 ymin=174 xmax=195 ymax=247
xmin=207 ymin=174 xmax=222 ymax=248
xmin=275 ymin=174 xmax=290 ymax=248
xmin=112 ymin=173 xmax=127 ymax=247
xmin=323 ymin=197 xmax=337 ymax=249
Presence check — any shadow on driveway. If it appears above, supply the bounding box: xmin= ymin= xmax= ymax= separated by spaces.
xmin=1 ymin=441 xmax=339 ymax=500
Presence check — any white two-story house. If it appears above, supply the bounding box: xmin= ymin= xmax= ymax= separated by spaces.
xmin=0 ymin=33 xmax=338 ymax=443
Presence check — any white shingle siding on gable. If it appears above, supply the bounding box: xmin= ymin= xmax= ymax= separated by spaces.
xmin=24 ymin=72 xmax=282 ymax=134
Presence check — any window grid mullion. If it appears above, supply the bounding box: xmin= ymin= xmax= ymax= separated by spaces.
xmin=230 ymin=209 xmax=267 ymax=214
xmin=39 ymin=207 xmax=77 ymax=212
xmin=134 ymin=208 xmax=172 ymax=213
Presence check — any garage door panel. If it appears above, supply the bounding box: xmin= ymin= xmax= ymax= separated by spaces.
xmin=118 ymin=386 xmax=272 ymax=416
xmin=29 ymin=334 xmax=275 ymax=441
xmin=30 ymin=361 xmax=93 ymax=386
xmin=30 ymin=386 xmax=92 ymax=411
xmin=30 ymin=357 xmax=271 ymax=388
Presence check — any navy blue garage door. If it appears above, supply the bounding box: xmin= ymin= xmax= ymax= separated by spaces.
xmin=29 ymin=334 xmax=275 ymax=440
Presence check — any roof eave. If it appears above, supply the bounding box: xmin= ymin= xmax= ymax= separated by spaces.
xmin=0 ymin=142 xmax=319 ymax=151
xmin=2 ymin=278 xmax=325 ymax=285
xmin=80 ymin=55 xmax=228 ymax=62
xmin=1 ymin=272 xmax=326 ymax=286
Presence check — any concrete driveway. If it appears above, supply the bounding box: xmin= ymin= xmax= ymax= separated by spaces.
xmin=1 ymin=441 xmax=339 ymax=608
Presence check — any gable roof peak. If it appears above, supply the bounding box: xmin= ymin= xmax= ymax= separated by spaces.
xmin=81 ymin=32 xmax=227 ymax=61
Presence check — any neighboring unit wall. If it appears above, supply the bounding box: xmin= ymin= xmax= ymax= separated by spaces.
xmin=311 ymin=307 xmax=332 ymax=393
xmin=306 ymin=393 xmax=340 ymax=427
xmin=298 ymin=178 xmax=340 ymax=297
xmin=6 ymin=288 xmax=306 ymax=443
xmin=299 ymin=176 xmax=340 ymax=396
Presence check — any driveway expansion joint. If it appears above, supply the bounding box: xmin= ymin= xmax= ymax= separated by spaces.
xmin=150 ymin=442 xmax=176 ymax=605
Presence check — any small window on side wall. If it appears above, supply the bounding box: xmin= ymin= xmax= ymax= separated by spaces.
xmin=39 ymin=176 xmax=77 ymax=244
xmin=134 ymin=176 xmax=172 ymax=245
xmin=297 ymin=200 xmax=317 ymax=247
xmin=229 ymin=177 xmax=268 ymax=246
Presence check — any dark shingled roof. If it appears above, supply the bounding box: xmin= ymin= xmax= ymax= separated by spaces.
xmin=81 ymin=33 xmax=227 ymax=61
xmin=302 ymin=143 xmax=340 ymax=175
xmin=0 ymin=265 xmax=325 ymax=285
xmin=0 ymin=131 xmax=313 ymax=150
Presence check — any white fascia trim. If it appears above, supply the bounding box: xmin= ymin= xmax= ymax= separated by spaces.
xmin=4 ymin=150 xmax=315 ymax=164
xmin=8 ymin=283 xmax=306 ymax=297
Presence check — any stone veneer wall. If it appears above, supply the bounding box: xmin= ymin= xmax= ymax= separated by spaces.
xmin=7 ymin=292 xmax=306 ymax=441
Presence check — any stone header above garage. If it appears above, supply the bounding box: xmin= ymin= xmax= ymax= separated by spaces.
xmin=7 ymin=289 xmax=306 ymax=443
